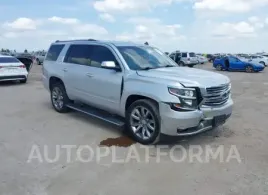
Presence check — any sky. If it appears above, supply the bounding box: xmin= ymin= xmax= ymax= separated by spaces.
xmin=0 ymin=0 xmax=268 ymax=53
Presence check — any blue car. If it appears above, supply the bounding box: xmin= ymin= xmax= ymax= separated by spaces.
xmin=213 ymin=56 xmax=265 ymax=73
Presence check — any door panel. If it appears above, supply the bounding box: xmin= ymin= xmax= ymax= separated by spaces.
xmin=83 ymin=66 xmax=123 ymax=114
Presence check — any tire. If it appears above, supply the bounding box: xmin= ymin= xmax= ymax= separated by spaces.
xmin=50 ymin=82 xmax=70 ymax=113
xmin=216 ymin=64 xmax=222 ymax=71
xmin=36 ymin=58 xmax=41 ymax=65
xmin=20 ymin=78 xmax=27 ymax=83
xmin=245 ymin=65 xmax=254 ymax=73
xmin=126 ymin=99 xmax=161 ymax=145
xmin=179 ymin=62 xmax=185 ymax=66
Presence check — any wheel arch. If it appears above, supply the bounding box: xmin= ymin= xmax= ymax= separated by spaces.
xmin=49 ymin=76 xmax=64 ymax=91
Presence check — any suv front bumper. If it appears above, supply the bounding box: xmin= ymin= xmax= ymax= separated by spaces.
xmin=159 ymin=99 xmax=233 ymax=136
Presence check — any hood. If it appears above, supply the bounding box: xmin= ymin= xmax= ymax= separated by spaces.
xmin=137 ymin=67 xmax=230 ymax=87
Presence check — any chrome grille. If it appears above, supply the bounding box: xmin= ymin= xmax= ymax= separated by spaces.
xmin=203 ymin=84 xmax=231 ymax=106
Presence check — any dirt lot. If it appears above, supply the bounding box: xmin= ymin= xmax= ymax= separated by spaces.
xmin=1 ymin=64 xmax=268 ymax=195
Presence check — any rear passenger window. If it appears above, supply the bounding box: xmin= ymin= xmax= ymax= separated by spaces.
xmin=46 ymin=44 xmax=64 ymax=61
xmin=182 ymin=53 xmax=187 ymax=57
xmin=64 ymin=45 xmax=92 ymax=66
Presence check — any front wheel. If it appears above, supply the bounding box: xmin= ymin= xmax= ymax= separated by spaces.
xmin=126 ymin=99 xmax=161 ymax=145
xmin=245 ymin=65 xmax=254 ymax=73
xmin=50 ymin=82 xmax=70 ymax=113
xmin=216 ymin=64 xmax=222 ymax=71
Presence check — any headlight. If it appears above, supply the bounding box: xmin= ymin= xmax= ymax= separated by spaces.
xmin=168 ymin=87 xmax=198 ymax=110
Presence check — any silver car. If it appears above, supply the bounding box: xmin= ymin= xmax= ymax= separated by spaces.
xmin=43 ymin=39 xmax=233 ymax=144
xmin=169 ymin=51 xmax=199 ymax=67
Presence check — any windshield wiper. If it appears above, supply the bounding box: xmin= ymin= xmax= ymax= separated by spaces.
xmin=140 ymin=67 xmax=157 ymax=70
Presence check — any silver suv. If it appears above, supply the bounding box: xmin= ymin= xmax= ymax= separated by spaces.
xmin=169 ymin=51 xmax=199 ymax=67
xmin=42 ymin=39 xmax=233 ymax=144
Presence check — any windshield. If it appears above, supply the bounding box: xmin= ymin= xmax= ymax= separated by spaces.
xmin=117 ymin=46 xmax=177 ymax=70
xmin=0 ymin=57 xmax=20 ymax=63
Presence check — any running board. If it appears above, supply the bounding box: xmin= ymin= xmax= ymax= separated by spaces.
xmin=66 ymin=103 xmax=125 ymax=127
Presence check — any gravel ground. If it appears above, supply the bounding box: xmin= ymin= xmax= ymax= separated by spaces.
xmin=0 ymin=63 xmax=268 ymax=195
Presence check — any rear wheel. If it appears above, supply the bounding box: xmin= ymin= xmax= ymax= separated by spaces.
xmin=245 ymin=65 xmax=254 ymax=73
xmin=20 ymin=78 xmax=27 ymax=84
xmin=50 ymin=82 xmax=70 ymax=113
xmin=179 ymin=62 xmax=185 ymax=66
xmin=36 ymin=58 xmax=41 ymax=65
xmin=126 ymin=99 xmax=161 ymax=145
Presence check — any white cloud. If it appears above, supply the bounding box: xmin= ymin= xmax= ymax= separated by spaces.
xmin=3 ymin=18 xmax=39 ymax=30
xmin=212 ymin=21 xmax=256 ymax=38
xmin=99 ymin=13 xmax=116 ymax=22
xmin=194 ymin=0 xmax=268 ymax=13
xmin=248 ymin=16 xmax=259 ymax=23
xmin=0 ymin=17 xmax=109 ymax=51
xmin=48 ymin=16 xmax=80 ymax=24
xmin=93 ymin=0 xmax=188 ymax=13
xmin=116 ymin=17 xmax=185 ymax=50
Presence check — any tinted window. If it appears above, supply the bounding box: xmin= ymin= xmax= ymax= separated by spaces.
xmin=189 ymin=52 xmax=196 ymax=57
xmin=64 ymin=45 xmax=92 ymax=65
xmin=169 ymin=53 xmax=175 ymax=59
xmin=64 ymin=45 xmax=118 ymax=68
xmin=182 ymin=53 xmax=187 ymax=57
xmin=46 ymin=44 xmax=64 ymax=61
xmin=90 ymin=45 xmax=118 ymax=67
xmin=0 ymin=57 xmax=20 ymax=63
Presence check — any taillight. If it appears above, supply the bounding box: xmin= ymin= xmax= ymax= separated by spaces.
xmin=19 ymin=65 xmax=26 ymax=68
xmin=0 ymin=66 xmax=2 ymax=69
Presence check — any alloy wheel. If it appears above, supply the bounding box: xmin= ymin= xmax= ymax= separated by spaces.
xmin=52 ymin=87 xmax=64 ymax=110
xmin=130 ymin=106 xmax=156 ymax=140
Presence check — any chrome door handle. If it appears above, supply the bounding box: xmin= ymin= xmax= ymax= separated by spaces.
xmin=86 ymin=73 xmax=94 ymax=78
xmin=63 ymin=68 xmax=68 ymax=72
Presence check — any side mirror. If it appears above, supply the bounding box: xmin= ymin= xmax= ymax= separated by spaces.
xmin=101 ymin=61 xmax=121 ymax=71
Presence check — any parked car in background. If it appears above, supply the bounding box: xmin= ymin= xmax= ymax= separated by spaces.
xmin=206 ymin=54 xmax=216 ymax=62
xmin=248 ymin=55 xmax=268 ymax=66
xmin=43 ymin=39 xmax=233 ymax=144
xmin=16 ymin=56 xmax=33 ymax=72
xmin=34 ymin=51 xmax=46 ymax=65
xmin=15 ymin=53 xmax=35 ymax=62
xmin=196 ymin=54 xmax=208 ymax=64
xmin=0 ymin=55 xmax=28 ymax=83
xmin=169 ymin=51 xmax=199 ymax=67
xmin=213 ymin=55 xmax=265 ymax=73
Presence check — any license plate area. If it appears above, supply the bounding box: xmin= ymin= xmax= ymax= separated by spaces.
xmin=213 ymin=115 xmax=226 ymax=127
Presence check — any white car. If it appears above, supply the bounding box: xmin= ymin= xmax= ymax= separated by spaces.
xmin=196 ymin=54 xmax=208 ymax=64
xmin=0 ymin=55 xmax=28 ymax=83
xmin=249 ymin=55 xmax=268 ymax=66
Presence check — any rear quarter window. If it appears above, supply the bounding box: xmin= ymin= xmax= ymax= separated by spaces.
xmin=0 ymin=57 xmax=20 ymax=63
xmin=46 ymin=44 xmax=65 ymax=61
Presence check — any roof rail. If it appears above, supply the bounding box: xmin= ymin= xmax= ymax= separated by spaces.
xmin=55 ymin=39 xmax=97 ymax=43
